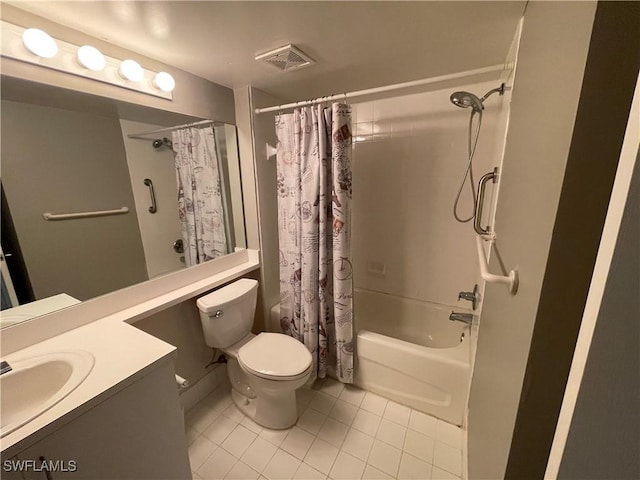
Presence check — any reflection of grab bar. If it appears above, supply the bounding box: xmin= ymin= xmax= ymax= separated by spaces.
xmin=476 ymin=235 xmax=518 ymax=294
xmin=144 ymin=178 xmax=157 ymax=214
xmin=474 ymin=167 xmax=498 ymax=236
xmin=43 ymin=207 xmax=129 ymax=221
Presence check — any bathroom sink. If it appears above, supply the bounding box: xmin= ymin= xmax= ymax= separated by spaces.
xmin=0 ymin=350 xmax=95 ymax=438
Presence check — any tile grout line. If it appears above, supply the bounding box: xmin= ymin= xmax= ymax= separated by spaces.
xmin=188 ymin=381 xmax=464 ymax=480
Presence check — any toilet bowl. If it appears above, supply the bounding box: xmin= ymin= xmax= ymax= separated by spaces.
xmin=197 ymin=279 xmax=312 ymax=429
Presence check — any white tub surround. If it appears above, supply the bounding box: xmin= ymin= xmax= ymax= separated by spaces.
xmin=353 ymin=289 xmax=471 ymax=425
xmin=2 ymin=249 xmax=260 ymax=355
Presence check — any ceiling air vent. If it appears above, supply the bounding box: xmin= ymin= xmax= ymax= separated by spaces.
xmin=255 ymin=44 xmax=315 ymax=72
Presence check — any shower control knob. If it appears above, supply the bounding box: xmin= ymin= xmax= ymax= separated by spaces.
xmin=458 ymin=284 xmax=479 ymax=310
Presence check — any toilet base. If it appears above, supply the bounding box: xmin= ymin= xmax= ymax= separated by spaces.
xmin=231 ymin=384 xmax=298 ymax=430
xmin=226 ymin=358 xmax=301 ymax=430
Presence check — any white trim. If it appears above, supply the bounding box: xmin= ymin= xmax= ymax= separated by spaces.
xmin=544 ymin=72 xmax=640 ymax=479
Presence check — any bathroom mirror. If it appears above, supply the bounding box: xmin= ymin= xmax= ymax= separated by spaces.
xmin=0 ymin=76 xmax=246 ymax=327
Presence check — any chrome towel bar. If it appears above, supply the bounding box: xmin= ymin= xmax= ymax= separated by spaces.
xmin=43 ymin=206 xmax=129 ymax=221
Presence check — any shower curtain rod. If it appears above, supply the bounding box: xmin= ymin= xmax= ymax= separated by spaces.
xmin=254 ymin=64 xmax=506 ymax=114
xmin=127 ymin=119 xmax=215 ymax=139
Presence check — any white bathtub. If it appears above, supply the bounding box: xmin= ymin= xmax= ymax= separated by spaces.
xmin=269 ymin=290 xmax=471 ymax=425
xmin=353 ymin=289 xmax=471 ymax=426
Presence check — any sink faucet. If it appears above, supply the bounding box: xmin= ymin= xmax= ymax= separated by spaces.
xmin=1 ymin=361 xmax=12 ymax=375
xmin=449 ymin=312 xmax=474 ymax=325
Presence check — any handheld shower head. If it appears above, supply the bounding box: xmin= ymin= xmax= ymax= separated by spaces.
xmin=450 ymin=91 xmax=484 ymax=112
xmin=450 ymin=83 xmax=505 ymax=112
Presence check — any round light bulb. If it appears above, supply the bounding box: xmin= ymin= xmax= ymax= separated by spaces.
xmin=77 ymin=45 xmax=106 ymax=71
xmin=153 ymin=71 xmax=175 ymax=92
xmin=119 ymin=59 xmax=144 ymax=82
xmin=22 ymin=28 xmax=58 ymax=58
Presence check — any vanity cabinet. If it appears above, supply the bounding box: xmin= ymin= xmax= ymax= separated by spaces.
xmin=14 ymin=361 xmax=191 ymax=480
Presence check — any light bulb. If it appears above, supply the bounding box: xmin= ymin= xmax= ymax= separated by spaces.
xmin=22 ymin=28 xmax=58 ymax=58
xmin=119 ymin=59 xmax=144 ymax=82
xmin=77 ymin=45 xmax=106 ymax=71
xmin=153 ymin=71 xmax=175 ymax=92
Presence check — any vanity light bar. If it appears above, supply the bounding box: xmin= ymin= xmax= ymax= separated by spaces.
xmin=0 ymin=21 xmax=175 ymax=100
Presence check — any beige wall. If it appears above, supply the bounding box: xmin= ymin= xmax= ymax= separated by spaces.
xmin=233 ymin=86 xmax=285 ymax=327
xmin=132 ymin=269 xmax=264 ymax=385
xmin=467 ymin=2 xmax=597 ymax=478
xmin=249 ymin=88 xmax=285 ymax=325
xmin=1 ymin=99 xmax=148 ymax=301
xmin=223 ymin=124 xmax=247 ymax=249
xmin=0 ymin=6 xmax=253 ymax=389
xmin=233 ymin=86 xmax=260 ymax=251
xmin=0 ymin=3 xmax=235 ymax=124
xmin=119 ymin=119 xmax=185 ymax=279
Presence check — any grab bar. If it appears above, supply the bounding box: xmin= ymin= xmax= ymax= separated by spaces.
xmin=144 ymin=178 xmax=157 ymax=214
xmin=474 ymin=167 xmax=498 ymax=236
xmin=43 ymin=207 xmax=129 ymax=221
xmin=475 ymin=235 xmax=518 ymax=294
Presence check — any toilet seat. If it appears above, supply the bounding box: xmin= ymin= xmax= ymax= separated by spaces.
xmin=238 ymin=333 xmax=312 ymax=381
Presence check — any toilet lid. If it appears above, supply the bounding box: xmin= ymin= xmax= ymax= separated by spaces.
xmin=238 ymin=333 xmax=312 ymax=379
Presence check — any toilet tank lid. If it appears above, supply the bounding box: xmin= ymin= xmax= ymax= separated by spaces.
xmin=197 ymin=279 xmax=258 ymax=312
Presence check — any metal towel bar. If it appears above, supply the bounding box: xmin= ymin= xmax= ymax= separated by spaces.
xmin=43 ymin=206 xmax=129 ymax=221
xmin=476 ymin=235 xmax=518 ymax=294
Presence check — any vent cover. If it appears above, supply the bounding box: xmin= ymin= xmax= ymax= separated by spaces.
xmin=255 ymin=44 xmax=315 ymax=72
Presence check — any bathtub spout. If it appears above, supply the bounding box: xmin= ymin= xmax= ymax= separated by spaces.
xmin=449 ymin=312 xmax=474 ymax=325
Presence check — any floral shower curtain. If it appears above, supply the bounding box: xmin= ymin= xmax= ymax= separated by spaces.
xmin=276 ymin=103 xmax=354 ymax=383
xmin=172 ymin=126 xmax=227 ymax=267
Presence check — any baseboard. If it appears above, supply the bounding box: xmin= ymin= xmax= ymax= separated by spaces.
xmin=179 ymin=364 xmax=227 ymax=412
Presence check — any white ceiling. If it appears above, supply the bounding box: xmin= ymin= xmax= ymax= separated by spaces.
xmin=6 ymin=1 xmax=526 ymax=102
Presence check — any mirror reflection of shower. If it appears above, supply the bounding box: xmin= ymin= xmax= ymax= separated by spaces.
xmin=449 ymin=83 xmax=505 ymax=223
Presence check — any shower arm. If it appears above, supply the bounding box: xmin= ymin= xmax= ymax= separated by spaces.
xmin=480 ymin=83 xmax=506 ymax=103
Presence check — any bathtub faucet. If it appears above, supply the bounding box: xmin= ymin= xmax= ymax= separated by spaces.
xmin=449 ymin=312 xmax=474 ymax=325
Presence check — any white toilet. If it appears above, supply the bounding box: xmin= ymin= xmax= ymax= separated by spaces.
xmin=197 ymin=279 xmax=313 ymax=429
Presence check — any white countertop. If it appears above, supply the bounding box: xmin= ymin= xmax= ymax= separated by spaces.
xmin=0 ymin=294 xmax=81 ymax=328
xmin=0 ymin=319 xmax=176 ymax=456
xmin=0 ymin=250 xmax=261 ymax=456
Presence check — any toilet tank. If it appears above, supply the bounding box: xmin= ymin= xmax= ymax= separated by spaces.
xmin=196 ymin=279 xmax=258 ymax=349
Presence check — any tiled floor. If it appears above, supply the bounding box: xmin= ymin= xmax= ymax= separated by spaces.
xmin=186 ymin=378 xmax=464 ymax=480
